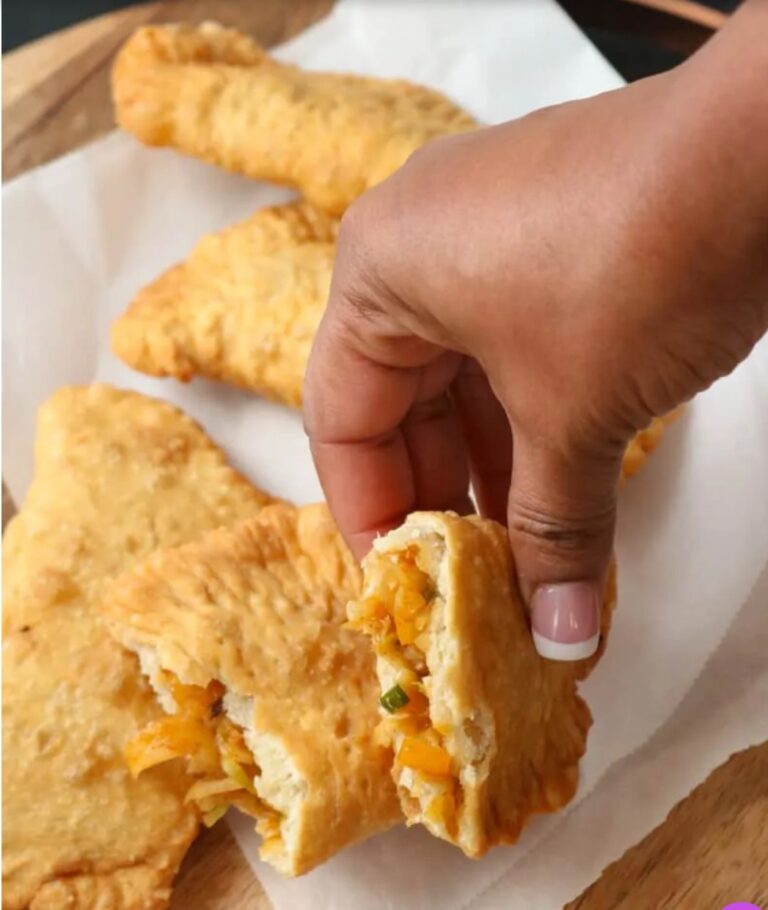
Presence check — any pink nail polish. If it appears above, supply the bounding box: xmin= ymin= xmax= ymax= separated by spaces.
xmin=531 ymin=581 xmax=600 ymax=661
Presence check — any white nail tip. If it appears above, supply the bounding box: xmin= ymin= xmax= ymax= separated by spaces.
xmin=532 ymin=631 xmax=600 ymax=662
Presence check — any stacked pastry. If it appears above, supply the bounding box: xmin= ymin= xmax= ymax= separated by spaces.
xmin=3 ymin=387 xmax=271 ymax=908
xmin=109 ymin=22 xmax=673 ymax=463
xmin=3 ymin=20 xmax=679 ymax=910
xmin=3 ymin=386 xmax=619 ymax=906
xmin=110 ymin=21 xmax=475 ymax=405
xmin=3 ymin=388 xmax=401 ymax=908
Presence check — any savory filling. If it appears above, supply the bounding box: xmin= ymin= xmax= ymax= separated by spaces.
xmin=125 ymin=671 xmax=282 ymax=844
xmin=348 ymin=546 xmax=459 ymax=837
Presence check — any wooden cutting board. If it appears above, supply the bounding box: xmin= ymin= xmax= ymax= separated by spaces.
xmin=3 ymin=2 xmax=767 ymax=908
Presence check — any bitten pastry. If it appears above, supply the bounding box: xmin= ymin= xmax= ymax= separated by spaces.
xmin=111 ymin=201 xmax=337 ymax=406
xmin=348 ymin=511 xmax=616 ymax=858
xmin=100 ymin=503 xmax=402 ymax=876
xmin=112 ymin=22 xmax=477 ymax=215
xmin=2 ymin=385 xmax=269 ymax=910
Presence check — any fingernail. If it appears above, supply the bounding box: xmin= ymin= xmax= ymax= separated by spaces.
xmin=531 ymin=581 xmax=600 ymax=661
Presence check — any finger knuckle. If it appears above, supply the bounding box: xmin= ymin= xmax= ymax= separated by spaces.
xmin=510 ymin=499 xmax=615 ymax=552
xmin=407 ymin=394 xmax=453 ymax=424
xmin=403 ymin=131 xmax=462 ymax=172
xmin=335 ymin=199 xmax=393 ymax=323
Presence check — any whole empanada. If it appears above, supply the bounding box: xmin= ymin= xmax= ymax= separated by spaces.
xmin=111 ymin=201 xmax=337 ymax=407
xmin=113 ymin=22 xmax=476 ymax=216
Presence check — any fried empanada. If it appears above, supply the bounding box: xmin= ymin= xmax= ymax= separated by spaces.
xmin=621 ymin=410 xmax=682 ymax=480
xmin=347 ymin=511 xmax=616 ymax=858
xmin=2 ymin=385 xmax=270 ymax=910
xmin=111 ymin=202 xmax=337 ymax=406
xmin=113 ymin=192 xmax=684 ymax=450
xmin=112 ymin=22 xmax=476 ymax=215
xmin=99 ymin=503 xmax=401 ymax=876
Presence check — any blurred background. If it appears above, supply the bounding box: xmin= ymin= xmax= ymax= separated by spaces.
xmin=2 ymin=0 xmax=740 ymax=80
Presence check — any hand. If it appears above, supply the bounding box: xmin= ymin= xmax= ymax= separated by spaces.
xmin=304 ymin=1 xmax=768 ymax=660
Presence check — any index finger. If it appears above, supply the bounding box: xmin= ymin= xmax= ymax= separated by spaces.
xmin=304 ymin=304 xmax=470 ymax=559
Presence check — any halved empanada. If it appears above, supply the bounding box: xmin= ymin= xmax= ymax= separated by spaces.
xmin=100 ymin=503 xmax=401 ymax=876
xmin=348 ymin=511 xmax=616 ymax=858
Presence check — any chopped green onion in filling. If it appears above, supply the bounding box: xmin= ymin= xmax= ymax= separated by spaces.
xmin=380 ymin=684 xmax=410 ymax=714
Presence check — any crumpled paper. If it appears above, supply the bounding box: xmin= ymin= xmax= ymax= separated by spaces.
xmin=3 ymin=0 xmax=767 ymax=907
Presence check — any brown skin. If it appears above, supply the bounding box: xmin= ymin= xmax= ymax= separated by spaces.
xmin=304 ymin=0 xmax=768 ymax=606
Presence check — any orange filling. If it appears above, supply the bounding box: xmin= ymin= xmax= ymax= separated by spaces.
xmin=125 ymin=672 xmax=281 ymax=833
xmin=398 ymin=737 xmax=453 ymax=777
xmin=349 ymin=547 xmax=458 ymax=835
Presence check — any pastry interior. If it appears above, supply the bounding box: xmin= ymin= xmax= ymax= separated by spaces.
xmin=125 ymin=653 xmax=296 ymax=869
xmin=347 ymin=536 xmax=472 ymax=841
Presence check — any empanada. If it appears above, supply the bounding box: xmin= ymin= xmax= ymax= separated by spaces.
xmin=99 ymin=503 xmax=401 ymax=876
xmin=111 ymin=201 xmax=337 ymax=406
xmin=347 ymin=511 xmax=616 ymax=858
xmin=2 ymin=385 xmax=269 ymax=910
xmin=112 ymin=22 xmax=476 ymax=215
xmin=621 ymin=410 xmax=682 ymax=480
xmin=112 ymin=201 xmax=683 ymax=467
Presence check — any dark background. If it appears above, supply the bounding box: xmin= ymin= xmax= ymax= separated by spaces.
xmin=2 ymin=0 xmax=741 ymax=80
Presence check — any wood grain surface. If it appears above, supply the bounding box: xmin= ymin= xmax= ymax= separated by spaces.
xmin=3 ymin=2 xmax=766 ymax=908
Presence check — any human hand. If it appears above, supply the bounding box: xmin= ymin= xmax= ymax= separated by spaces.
xmin=304 ymin=1 xmax=768 ymax=660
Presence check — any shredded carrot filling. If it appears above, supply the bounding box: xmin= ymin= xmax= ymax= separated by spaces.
xmin=125 ymin=672 xmax=281 ymax=833
xmin=398 ymin=737 xmax=453 ymax=776
xmin=426 ymin=791 xmax=458 ymax=839
xmin=350 ymin=547 xmax=459 ymax=833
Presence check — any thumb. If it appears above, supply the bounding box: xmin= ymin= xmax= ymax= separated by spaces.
xmin=507 ymin=433 xmax=621 ymax=662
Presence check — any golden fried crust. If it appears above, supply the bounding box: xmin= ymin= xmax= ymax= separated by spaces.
xmin=621 ymin=410 xmax=682 ymax=481
xmin=113 ymin=205 xmax=692 ymax=423
xmin=358 ymin=512 xmax=616 ymax=858
xmin=2 ymin=385 xmax=270 ymax=910
xmin=100 ymin=503 xmax=402 ymax=875
xmin=112 ymin=202 xmax=337 ymax=406
xmin=112 ymin=23 xmax=477 ymax=215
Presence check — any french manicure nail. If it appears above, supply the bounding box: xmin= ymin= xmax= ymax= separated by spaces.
xmin=531 ymin=581 xmax=600 ymax=661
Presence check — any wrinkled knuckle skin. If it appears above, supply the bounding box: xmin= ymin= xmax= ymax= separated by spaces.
xmin=343 ymin=288 xmax=385 ymax=322
xmin=334 ymin=201 xmax=389 ymax=323
xmin=510 ymin=501 xmax=615 ymax=552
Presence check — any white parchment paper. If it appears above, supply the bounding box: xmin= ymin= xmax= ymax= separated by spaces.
xmin=4 ymin=1 xmax=767 ymax=908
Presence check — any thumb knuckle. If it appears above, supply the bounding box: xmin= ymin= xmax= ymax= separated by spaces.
xmin=510 ymin=499 xmax=615 ymax=553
